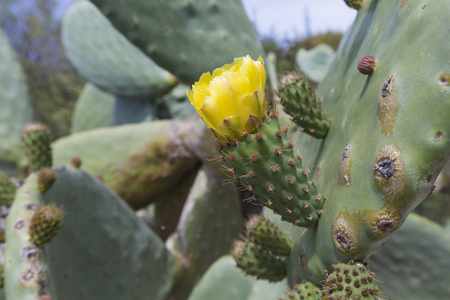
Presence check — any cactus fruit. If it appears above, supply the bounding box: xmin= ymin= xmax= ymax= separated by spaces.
xmin=344 ymin=0 xmax=365 ymax=10
xmin=69 ymin=157 xmax=81 ymax=169
xmin=36 ymin=168 xmax=56 ymax=193
xmin=21 ymin=124 xmax=52 ymax=173
xmin=322 ymin=261 xmax=381 ymax=299
xmin=245 ymin=215 xmax=292 ymax=256
xmin=281 ymin=281 xmax=321 ymax=300
xmin=278 ymin=73 xmax=331 ymax=138
xmin=28 ymin=205 xmax=63 ymax=248
xmin=0 ymin=173 xmax=15 ymax=207
xmin=357 ymin=56 xmax=376 ymax=75
xmin=232 ymin=240 xmax=287 ymax=282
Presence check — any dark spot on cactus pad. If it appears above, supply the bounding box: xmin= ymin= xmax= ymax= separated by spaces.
xmin=435 ymin=131 xmax=443 ymax=140
xmin=335 ymin=231 xmax=352 ymax=250
xmin=376 ymin=218 xmax=398 ymax=233
xmin=24 ymin=203 xmax=38 ymax=211
xmin=374 ymin=144 xmax=410 ymax=206
xmin=421 ymin=4 xmax=427 ymax=10
xmin=333 ymin=216 xmax=358 ymax=255
xmin=21 ymin=268 xmax=36 ymax=281
xmin=14 ymin=219 xmax=27 ymax=230
xmin=438 ymin=73 xmax=449 ymax=86
xmin=378 ymin=75 xmax=398 ymax=136
xmin=374 ymin=158 xmax=395 ymax=179
xmin=400 ymin=0 xmax=409 ymax=8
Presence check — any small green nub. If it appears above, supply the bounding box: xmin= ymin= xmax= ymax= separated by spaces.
xmin=21 ymin=123 xmax=53 ymax=172
xmin=322 ymin=261 xmax=382 ymax=299
xmin=246 ymin=215 xmax=292 ymax=256
xmin=29 ymin=205 xmax=63 ymax=248
xmin=278 ymin=73 xmax=331 ymax=138
xmin=37 ymin=168 xmax=57 ymax=193
xmin=280 ymin=280 xmax=321 ymax=300
xmin=0 ymin=172 xmax=16 ymax=207
xmin=232 ymin=240 xmax=287 ymax=282
xmin=344 ymin=0 xmax=364 ymax=10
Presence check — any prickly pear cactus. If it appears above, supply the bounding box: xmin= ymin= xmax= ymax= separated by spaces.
xmin=89 ymin=0 xmax=264 ymax=84
xmin=286 ymin=0 xmax=450 ymax=283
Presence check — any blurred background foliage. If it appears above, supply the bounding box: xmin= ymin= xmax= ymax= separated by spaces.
xmin=0 ymin=0 xmax=341 ymax=138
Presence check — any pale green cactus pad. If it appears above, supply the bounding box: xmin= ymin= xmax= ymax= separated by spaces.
xmin=296 ymin=44 xmax=335 ymax=83
xmin=0 ymin=29 xmax=33 ymax=166
xmin=62 ymin=0 xmax=177 ymax=98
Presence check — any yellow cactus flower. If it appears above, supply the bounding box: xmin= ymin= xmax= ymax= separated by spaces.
xmin=187 ymin=55 xmax=267 ymax=144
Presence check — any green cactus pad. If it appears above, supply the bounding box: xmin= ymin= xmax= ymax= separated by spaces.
xmin=4 ymin=174 xmax=51 ymax=299
xmin=62 ymin=0 xmax=177 ymax=98
xmin=41 ymin=167 xmax=177 ymax=300
xmin=322 ymin=261 xmax=381 ymax=299
xmin=165 ymin=165 xmax=242 ymax=299
xmin=287 ymin=0 xmax=450 ymax=282
xmin=28 ymin=205 xmax=63 ymax=248
xmin=370 ymin=214 xmax=450 ymax=299
xmin=222 ymin=116 xmax=325 ymax=228
xmin=71 ymin=83 xmax=114 ymax=133
xmin=187 ymin=255 xmax=253 ymax=300
xmin=53 ymin=120 xmax=199 ymax=209
xmin=281 ymin=281 xmax=321 ymax=300
xmin=245 ymin=215 xmax=292 ymax=256
xmin=0 ymin=172 xmax=15 ymax=207
xmin=113 ymin=96 xmax=157 ymax=125
xmin=0 ymin=29 xmax=33 ymax=165
xmin=295 ymin=44 xmax=335 ymax=83
xmin=89 ymin=0 xmax=264 ymax=84
xmin=21 ymin=123 xmax=52 ymax=173
xmin=232 ymin=240 xmax=287 ymax=282
xmin=279 ymin=73 xmax=331 ymax=138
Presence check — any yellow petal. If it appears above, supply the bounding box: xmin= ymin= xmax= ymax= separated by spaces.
xmin=209 ymin=76 xmax=239 ymax=118
xmin=255 ymin=59 xmax=266 ymax=90
xmin=240 ymin=56 xmax=260 ymax=92
xmin=223 ymin=71 xmax=253 ymax=99
xmin=240 ymin=93 xmax=261 ymax=118
xmin=200 ymin=96 xmax=223 ymax=131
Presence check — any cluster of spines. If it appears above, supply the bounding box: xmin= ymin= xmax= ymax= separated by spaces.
xmin=21 ymin=123 xmax=53 ymax=172
xmin=0 ymin=172 xmax=16 ymax=207
xmin=222 ymin=115 xmax=325 ymax=228
xmin=37 ymin=168 xmax=57 ymax=193
xmin=280 ymin=280 xmax=321 ymax=300
xmin=322 ymin=261 xmax=382 ymax=299
xmin=232 ymin=215 xmax=292 ymax=282
xmin=278 ymin=73 xmax=331 ymax=139
xmin=28 ymin=205 xmax=64 ymax=248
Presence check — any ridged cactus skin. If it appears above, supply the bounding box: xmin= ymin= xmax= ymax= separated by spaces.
xmin=89 ymin=0 xmax=264 ymax=84
xmin=0 ymin=29 xmax=33 ymax=166
xmin=41 ymin=167 xmax=177 ymax=300
xmin=286 ymin=0 xmax=450 ymax=283
xmin=4 ymin=174 xmax=51 ymax=299
xmin=62 ymin=0 xmax=177 ymax=98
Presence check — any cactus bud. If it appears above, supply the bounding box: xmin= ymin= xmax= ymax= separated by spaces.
xmin=70 ymin=156 xmax=82 ymax=169
xmin=36 ymin=168 xmax=57 ymax=193
xmin=344 ymin=0 xmax=365 ymax=10
xmin=29 ymin=205 xmax=63 ymax=248
xmin=357 ymin=55 xmax=376 ymax=75
xmin=21 ymin=123 xmax=52 ymax=172
xmin=0 ymin=172 xmax=15 ymax=207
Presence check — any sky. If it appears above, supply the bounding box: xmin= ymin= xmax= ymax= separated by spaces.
xmin=241 ymin=0 xmax=357 ymax=42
